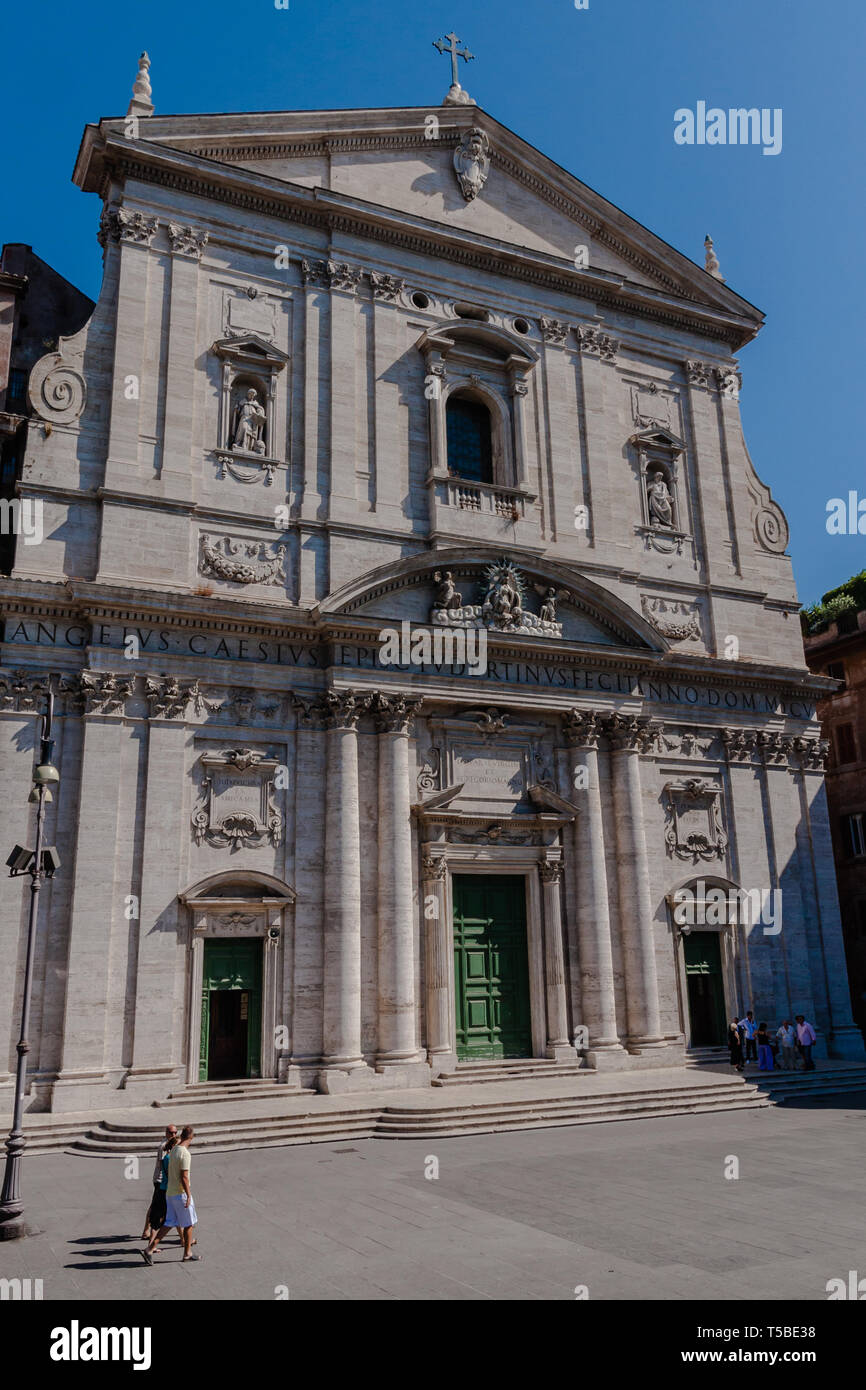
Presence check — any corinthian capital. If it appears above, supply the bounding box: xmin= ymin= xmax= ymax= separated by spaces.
xmin=320 ymin=689 xmax=371 ymax=730
xmin=604 ymin=712 xmax=659 ymax=753
xmin=561 ymin=708 xmax=601 ymax=748
xmin=373 ymin=692 xmax=424 ymax=734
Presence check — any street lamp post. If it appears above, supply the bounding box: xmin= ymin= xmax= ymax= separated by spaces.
xmin=0 ymin=689 xmax=60 ymax=1241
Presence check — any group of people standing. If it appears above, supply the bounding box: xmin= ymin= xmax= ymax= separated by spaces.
xmin=728 ymin=1012 xmax=817 ymax=1073
xmin=139 ymin=1124 xmax=200 ymax=1265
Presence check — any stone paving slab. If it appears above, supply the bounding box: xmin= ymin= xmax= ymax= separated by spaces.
xmin=1 ymin=1087 xmax=865 ymax=1301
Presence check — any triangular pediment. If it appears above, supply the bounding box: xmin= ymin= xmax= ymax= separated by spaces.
xmin=77 ymin=104 xmax=763 ymax=338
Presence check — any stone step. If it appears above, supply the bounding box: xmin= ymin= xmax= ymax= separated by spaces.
xmin=71 ymin=1114 xmax=378 ymax=1156
xmin=433 ymin=1061 xmax=584 ymax=1087
xmin=377 ymin=1094 xmax=769 ymax=1138
xmin=156 ymin=1082 xmax=313 ymax=1106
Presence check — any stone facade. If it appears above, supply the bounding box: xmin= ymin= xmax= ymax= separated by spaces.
xmin=0 ymin=94 xmax=862 ymax=1113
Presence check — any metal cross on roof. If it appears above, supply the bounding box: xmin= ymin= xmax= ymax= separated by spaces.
xmin=433 ymin=31 xmax=474 ymax=89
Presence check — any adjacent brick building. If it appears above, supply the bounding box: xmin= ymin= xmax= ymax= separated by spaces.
xmin=804 ymin=575 xmax=866 ymax=1042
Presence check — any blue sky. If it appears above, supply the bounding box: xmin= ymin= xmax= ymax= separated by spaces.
xmin=2 ymin=0 xmax=863 ymax=606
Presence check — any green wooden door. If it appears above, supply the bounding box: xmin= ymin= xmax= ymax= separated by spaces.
xmin=199 ymin=938 xmax=263 ymax=1081
xmin=683 ymin=931 xmax=727 ymax=1047
xmin=453 ymin=875 xmax=532 ymax=1060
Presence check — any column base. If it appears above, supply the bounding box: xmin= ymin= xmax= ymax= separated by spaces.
xmin=317 ymin=1061 xmax=432 ymax=1093
xmin=546 ymin=1043 xmax=578 ymax=1062
xmin=828 ymin=1025 xmax=866 ymax=1061
xmin=121 ymin=1066 xmax=185 ymax=1108
xmin=429 ymin=1051 xmax=459 ymax=1077
xmin=584 ymin=1044 xmax=631 ymax=1071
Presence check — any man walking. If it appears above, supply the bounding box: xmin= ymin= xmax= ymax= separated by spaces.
xmin=142 ymin=1125 xmax=200 ymax=1264
xmin=738 ymin=1011 xmax=758 ymax=1065
xmin=141 ymin=1123 xmax=177 ymax=1242
xmin=796 ymin=1015 xmax=817 ymax=1071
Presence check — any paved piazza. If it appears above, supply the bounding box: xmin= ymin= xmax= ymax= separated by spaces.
xmin=2 ymin=1095 xmax=864 ymax=1302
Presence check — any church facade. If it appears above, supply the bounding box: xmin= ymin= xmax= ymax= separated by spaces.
xmin=1 ymin=64 xmax=862 ymax=1113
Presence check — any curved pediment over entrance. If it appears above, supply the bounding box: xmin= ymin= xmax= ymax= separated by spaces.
xmin=318 ymin=548 xmax=666 ymax=651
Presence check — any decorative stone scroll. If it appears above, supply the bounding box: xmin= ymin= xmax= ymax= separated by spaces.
xmin=199 ymin=534 xmax=286 ymax=587
xmin=27 ymin=353 xmax=87 ymax=425
xmin=191 ymin=746 xmax=283 ymax=850
xmin=663 ymin=777 xmax=728 ymax=863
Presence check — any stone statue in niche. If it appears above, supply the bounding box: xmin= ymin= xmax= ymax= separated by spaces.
xmin=433 ymin=571 xmax=464 ymax=612
xmin=647 ymin=471 xmax=675 ymax=529
xmin=231 ymin=388 xmax=267 ymax=456
xmin=453 ymin=128 xmax=491 ymax=201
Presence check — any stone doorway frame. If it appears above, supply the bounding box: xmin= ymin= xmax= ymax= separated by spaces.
xmin=666 ymin=875 xmax=741 ymax=1050
xmin=179 ymin=871 xmax=296 ymax=1085
xmin=417 ymin=803 xmax=574 ymax=1071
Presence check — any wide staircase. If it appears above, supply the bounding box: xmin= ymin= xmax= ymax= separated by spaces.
xmin=14 ymin=1060 xmax=866 ymax=1157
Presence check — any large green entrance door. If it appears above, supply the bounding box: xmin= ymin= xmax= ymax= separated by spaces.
xmin=199 ymin=939 xmax=263 ymax=1081
xmin=683 ymin=931 xmax=727 ymax=1047
xmin=453 ymin=875 xmax=532 ymax=1060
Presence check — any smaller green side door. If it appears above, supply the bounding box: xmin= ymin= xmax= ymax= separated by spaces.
xmin=683 ymin=931 xmax=727 ymax=1047
xmin=199 ymin=938 xmax=263 ymax=1081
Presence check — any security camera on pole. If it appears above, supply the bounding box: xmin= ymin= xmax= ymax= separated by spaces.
xmin=0 ymin=688 xmax=61 ymax=1241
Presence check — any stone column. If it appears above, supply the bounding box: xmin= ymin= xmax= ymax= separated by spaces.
xmin=185 ymin=916 xmax=206 ymax=1085
xmin=125 ymin=685 xmax=192 ymax=1102
xmin=321 ymin=691 xmax=369 ymax=1071
xmin=421 ymin=851 xmax=455 ymax=1071
xmin=326 ymin=260 xmax=362 ymax=526
xmin=538 ymin=859 xmax=572 ymax=1059
xmin=375 ymin=695 xmax=424 ymax=1065
xmin=52 ymin=674 xmax=134 ymax=1111
xmin=102 ymin=210 xmax=159 ymax=493
xmin=370 ymin=272 xmax=407 ymax=530
xmin=607 ymin=714 xmax=664 ymax=1047
xmin=160 ymin=224 xmax=208 ymax=503
xmin=562 ymin=711 xmax=623 ymax=1057
xmin=507 ymin=366 xmax=530 ymax=490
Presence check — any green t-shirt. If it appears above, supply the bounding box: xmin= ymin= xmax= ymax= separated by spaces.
xmin=166 ymin=1144 xmax=191 ymax=1198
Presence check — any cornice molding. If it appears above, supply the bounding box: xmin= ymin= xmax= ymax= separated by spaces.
xmin=97 ymin=142 xmax=759 ymax=349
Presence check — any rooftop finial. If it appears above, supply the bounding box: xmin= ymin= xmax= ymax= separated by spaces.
xmin=704 ymin=233 xmax=724 ymax=281
xmin=434 ymin=32 xmax=476 ymax=106
xmin=127 ymin=51 xmax=154 ymax=119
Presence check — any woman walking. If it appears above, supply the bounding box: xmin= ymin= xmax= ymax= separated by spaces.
xmin=728 ymin=1019 xmax=744 ymax=1072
